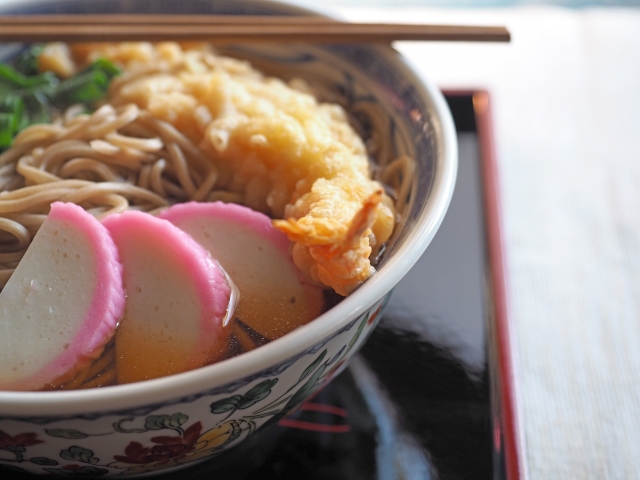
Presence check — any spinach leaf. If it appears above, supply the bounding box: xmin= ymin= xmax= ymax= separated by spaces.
xmin=0 ymin=52 xmax=120 ymax=149
xmin=0 ymin=95 xmax=24 ymax=148
xmin=11 ymin=45 xmax=45 ymax=76
xmin=51 ymin=59 xmax=120 ymax=106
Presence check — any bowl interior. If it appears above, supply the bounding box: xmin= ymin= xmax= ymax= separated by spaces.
xmin=0 ymin=0 xmax=456 ymax=414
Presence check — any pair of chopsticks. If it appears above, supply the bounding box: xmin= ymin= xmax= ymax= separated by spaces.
xmin=0 ymin=15 xmax=510 ymax=43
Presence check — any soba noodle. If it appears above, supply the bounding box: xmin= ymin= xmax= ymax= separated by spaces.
xmin=0 ymin=103 xmax=245 ymax=286
xmin=0 ymin=43 xmax=415 ymax=389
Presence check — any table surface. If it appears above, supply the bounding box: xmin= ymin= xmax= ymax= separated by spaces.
xmin=285 ymin=3 xmax=639 ymax=480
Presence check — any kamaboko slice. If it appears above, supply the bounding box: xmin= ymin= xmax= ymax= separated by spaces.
xmin=102 ymin=211 xmax=233 ymax=384
xmin=160 ymin=202 xmax=324 ymax=352
xmin=0 ymin=202 xmax=125 ymax=391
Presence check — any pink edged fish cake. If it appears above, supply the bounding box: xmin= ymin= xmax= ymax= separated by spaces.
xmin=0 ymin=202 xmax=125 ymax=391
xmin=159 ymin=202 xmax=324 ymax=351
xmin=102 ymin=211 xmax=233 ymax=384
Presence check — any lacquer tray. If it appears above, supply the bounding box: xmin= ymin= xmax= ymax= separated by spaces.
xmin=6 ymin=91 xmax=522 ymax=480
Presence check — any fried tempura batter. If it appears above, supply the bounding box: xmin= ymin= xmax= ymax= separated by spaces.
xmin=39 ymin=42 xmax=396 ymax=295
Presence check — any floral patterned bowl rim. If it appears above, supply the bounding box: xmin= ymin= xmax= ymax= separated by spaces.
xmin=0 ymin=0 xmax=458 ymax=417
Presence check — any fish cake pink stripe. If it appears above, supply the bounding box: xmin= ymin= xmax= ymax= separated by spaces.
xmin=102 ymin=211 xmax=230 ymax=347
xmin=12 ymin=202 xmax=125 ymax=390
xmin=159 ymin=201 xmax=299 ymax=278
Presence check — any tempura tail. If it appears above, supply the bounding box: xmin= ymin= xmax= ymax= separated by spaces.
xmin=275 ymin=183 xmax=394 ymax=296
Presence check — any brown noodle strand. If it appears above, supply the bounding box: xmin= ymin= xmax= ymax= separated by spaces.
xmin=1 ymin=176 xmax=24 ymax=192
xmin=146 ymin=206 xmax=167 ymax=216
xmin=36 ymin=141 xmax=107 ymax=173
xmin=84 ymin=104 xmax=139 ymax=139
xmin=64 ymin=104 xmax=86 ymax=124
xmin=3 ymin=213 xmax=47 ymax=228
xmin=0 ymin=163 xmax=16 ymax=177
xmin=57 ymin=362 xmax=93 ymax=390
xmin=105 ymin=132 xmax=163 ymax=152
xmin=0 ymin=180 xmax=91 ymax=199
xmin=137 ymin=113 xmax=211 ymax=170
xmin=60 ymin=182 xmax=168 ymax=207
xmin=112 ymin=147 xmax=155 ymax=166
xmin=0 ymin=184 xmax=69 ymax=202
xmin=14 ymin=125 xmax=65 ymax=145
xmin=58 ymin=158 xmax=120 ymax=182
xmin=207 ymin=190 xmax=244 ymax=204
xmin=137 ymin=164 xmax=151 ymax=190
xmin=79 ymin=366 xmax=117 ymax=389
xmin=379 ymin=155 xmax=414 ymax=217
xmin=166 ymin=142 xmax=197 ymax=198
xmin=192 ymin=167 xmax=219 ymax=202
xmin=68 ymin=105 xmax=116 ymax=134
xmin=16 ymin=156 xmax=62 ymax=184
xmin=84 ymin=343 xmax=116 ymax=379
xmin=93 ymin=194 xmax=130 ymax=219
xmin=0 ymin=251 xmax=26 ymax=262
xmin=89 ymin=139 xmax=120 ymax=156
xmin=162 ymin=178 xmax=189 ymax=200
xmin=188 ymin=164 xmax=204 ymax=188
xmin=52 ymin=343 xmax=117 ymax=390
xmin=0 ymin=143 xmax=40 ymax=168
xmin=0 ymin=218 xmax=31 ymax=249
xmin=120 ymin=122 xmax=158 ymax=140
xmin=149 ymin=159 xmax=168 ymax=197
xmin=0 ymin=189 xmax=80 ymax=213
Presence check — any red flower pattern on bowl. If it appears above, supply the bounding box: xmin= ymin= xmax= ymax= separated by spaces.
xmin=114 ymin=422 xmax=203 ymax=466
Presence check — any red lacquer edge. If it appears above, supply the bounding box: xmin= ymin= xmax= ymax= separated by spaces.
xmin=442 ymin=89 xmax=523 ymax=480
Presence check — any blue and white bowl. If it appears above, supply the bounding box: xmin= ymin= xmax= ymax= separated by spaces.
xmin=0 ymin=0 xmax=457 ymax=476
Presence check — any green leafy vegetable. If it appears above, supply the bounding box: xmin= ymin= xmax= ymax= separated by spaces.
xmin=20 ymin=91 xmax=53 ymax=129
xmin=0 ymin=47 xmax=121 ymax=150
xmin=11 ymin=45 xmax=45 ymax=76
xmin=0 ymin=95 xmax=24 ymax=148
xmin=51 ymin=58 xmax=121 ymax=106
xmin=0 ymin=63 xmax=57 ymax=91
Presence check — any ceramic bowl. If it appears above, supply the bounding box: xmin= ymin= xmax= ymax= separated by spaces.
xmin=0 ymin=0 xmax=457 ymax=476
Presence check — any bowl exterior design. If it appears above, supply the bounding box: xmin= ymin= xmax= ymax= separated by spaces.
xmin=0 ymin=294 xmax=389 ymax=477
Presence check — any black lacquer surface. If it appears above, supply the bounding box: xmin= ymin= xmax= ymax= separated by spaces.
xmin=4 ymin=94 xmax=498 ymax=480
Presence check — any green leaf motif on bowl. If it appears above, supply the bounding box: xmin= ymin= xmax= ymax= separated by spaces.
xmin=144 ymin=413 xmax=188 ymax=435
xmin=60 ymin=446 xmax=99 ymax=465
